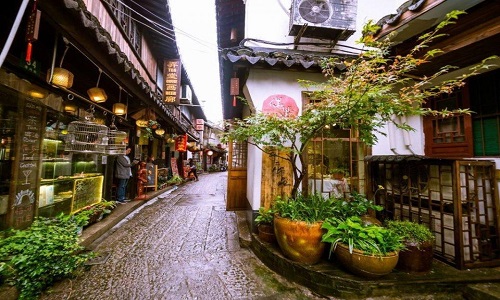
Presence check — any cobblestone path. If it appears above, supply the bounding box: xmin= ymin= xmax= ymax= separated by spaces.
xmin=40 ymin=172 xmax=325 ymax=300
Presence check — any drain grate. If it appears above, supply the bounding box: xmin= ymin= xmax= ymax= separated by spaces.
xmin=85 ymin=251 xmax=111 ymax=266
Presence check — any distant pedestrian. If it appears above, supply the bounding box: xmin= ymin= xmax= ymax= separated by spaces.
xmin=188 ymin=158 xmax=198 ymax=181
xmin=115 ymin=147 xmax=138 ymax=203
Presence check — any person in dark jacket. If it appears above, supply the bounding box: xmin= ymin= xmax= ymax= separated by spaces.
xmin=188 ymin=158 xmax=198 ymax=181
xmin=115 ymin=147 xmax=138 ymax=203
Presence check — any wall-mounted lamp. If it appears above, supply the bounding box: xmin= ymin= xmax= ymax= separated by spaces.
xmin=112 ymin=87 xmax=127 ymax=116
xmin=87 ymin=69 xmax=107 ymax=103
xmin=27 ymin=85 xmax=48 ymax=99
xmin=207 ymin=150 xmax=214 ymax=156
xmin=47 ymin=45 xmax=74 ymax=88
xmin=64 ymin=103 xmax=77 ymax=114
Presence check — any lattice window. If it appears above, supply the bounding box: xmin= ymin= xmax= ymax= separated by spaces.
xmin=230 ymin=141 xmax=247 ymax=169
xmin=424 ymin=89 xmax=473 ymax=157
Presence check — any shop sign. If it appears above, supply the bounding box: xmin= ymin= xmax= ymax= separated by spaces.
xmin=13 ymin=99 xmax=44 ymax=229
xmin=195 ymin=119 xmax=204 ymax=131
xmin=175 ymin=134 xmax=187 ymax=152
xmin=163 ymin=59 xmax=181 ymax=105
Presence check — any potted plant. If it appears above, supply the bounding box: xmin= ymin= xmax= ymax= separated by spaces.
xmin=385 ymin=220 xmax=435 ymax=273
xmin=329 ymin=168 xmax=349 ymax=180
xmin=167 ymin=175 xmax=183 ymax=185
xmin=332 ymin=192 xmax=383 ymax=226
xmin=273 ymin=193 xmax=336 ymax=264
xmin=322 ymin=216 xmax=405 ymax=278
xmin=254 ymin=207 xmax=276 ymax=243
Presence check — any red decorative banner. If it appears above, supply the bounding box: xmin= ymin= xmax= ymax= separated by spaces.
xmin=175 ymin=134 xmax=187 ymax=152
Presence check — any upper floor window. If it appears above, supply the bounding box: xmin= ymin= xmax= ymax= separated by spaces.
xmin=108 ymin=0 xmax=142 ymax=54
xmin=424 ymin=69 xmax=500 ymax=158
xmin=423 ymin=88 xmax=473 ymax=157
xmin=470 ymin=69 xmax=500 ymax=156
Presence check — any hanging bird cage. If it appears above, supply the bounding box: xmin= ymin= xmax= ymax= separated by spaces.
xmin=106 ymin=130 xmax=127 ymax=155
xmin=65 ymin=107 xmax=109 ymax=153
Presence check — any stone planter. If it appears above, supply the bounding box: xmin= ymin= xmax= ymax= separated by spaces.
xmin=396 ymin=241 xmax=434 ymax=273
xmin=273 ymin=214 xmax=325 ymax=265
xmin=257 ymin=224 xmax=276 ymax=243
xmin=334 ymin=243 xmax=399 ymax=278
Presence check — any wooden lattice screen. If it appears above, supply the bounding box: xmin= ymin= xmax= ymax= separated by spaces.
xmin=368 ymin=156 xmax=500 ymax=269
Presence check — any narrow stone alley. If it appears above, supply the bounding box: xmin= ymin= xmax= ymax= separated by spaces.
xmin=39 ymin=172 xmax=324 ymax=300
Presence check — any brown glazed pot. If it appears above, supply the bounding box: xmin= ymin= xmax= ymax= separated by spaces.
xmin=396 ymin=241 xmax=434 ymax=273
xmin=257 ymin=223 xmax=276 ymax=243
xmin=334 ymin=243 xmax=399 ymax=278
xmin=273 ymin=214 xmax=325 ymax=265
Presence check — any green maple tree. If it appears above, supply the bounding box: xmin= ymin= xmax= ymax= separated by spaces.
xmin=223 ymin=11 xmax=495 ymax=198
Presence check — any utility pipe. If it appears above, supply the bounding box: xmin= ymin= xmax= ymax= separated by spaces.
xmin=387 ymin=117 xmax=399 ymax=155
xmin=0 ymin=0 xmax=31 ymax=68
xmin=401 ymin=115 xmax=416 ymax=154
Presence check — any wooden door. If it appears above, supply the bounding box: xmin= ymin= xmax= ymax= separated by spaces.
xmin=226 ymin=141 xmax=247 ymax=210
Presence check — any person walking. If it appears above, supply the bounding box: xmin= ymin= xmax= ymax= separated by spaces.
xmin=188 ymin=158 xmax=198 ymax=181
xmin=115 ymin=147 xmax=138 ymax=204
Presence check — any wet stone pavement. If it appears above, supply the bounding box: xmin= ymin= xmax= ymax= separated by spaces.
xmin=40 ymin=172 xmax=324 ymax=300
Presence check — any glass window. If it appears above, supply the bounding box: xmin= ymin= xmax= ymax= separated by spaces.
xmin=303 ymin=94 xmax=366 ymax=197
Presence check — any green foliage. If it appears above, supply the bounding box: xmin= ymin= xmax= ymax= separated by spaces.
xmin=223 ymin=11 xmax=495 ymax=198
xmin=254 ymin=207 xmax=275 ymax=226
xmin=167 ymin=174 xmax=183 ymax=185
xmin=0 ymin=215 xmax=91 ymax=299
xmin=332 ymin=192 xmax=383 ymax=220
xmin=385 ymin=220 xmax=435 ymax=248
xmin=273 ymin=193 xmax=336 ymax=223
xmin=322 ymin=216 xmax=404 ymax=257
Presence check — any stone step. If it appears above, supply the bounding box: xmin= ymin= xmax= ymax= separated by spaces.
xmin=464 ymin=283 xmax=500 ymax=300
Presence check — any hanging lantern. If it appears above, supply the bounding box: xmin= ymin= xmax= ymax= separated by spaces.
xmin=113 ymin=87 xmax=127 ymax=116
xmin=113 ymin=103 xmax=127 ymax=115
xmin=48 ymin=67 xmax=74 ymax=88
xmin=155 ymin=128 xmax=165 ymax=136
xmin=87 ymin=69 xmax=107 ymax=103
xmin=230 ymin=75 xmax=239 ymax=107
xmin=136 ymin=119 xmax=148 ymax=127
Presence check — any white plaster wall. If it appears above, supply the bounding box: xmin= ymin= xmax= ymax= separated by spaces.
xmin=244 ymin=0 xmax=407 ymax=53
xmin=243 ymin=69 xmax=326 ymax=210
xmin=372 ymin=115 xmax=425 ymax=156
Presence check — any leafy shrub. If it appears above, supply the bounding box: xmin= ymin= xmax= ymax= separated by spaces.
xmin=167 ymin=175 xmax=183 ymax=185
xmin=332 ymin=192 xmax=383 ymax=219
xmin=322 ymin=216 xmax=405 ymax=256
xmin=385 ymin=220 xmax=435 ymax=248
xmin=254 ymin=207 xmax=274 ymax=226
xmin=0 ymin=215 xmax=91 ymax=299
xmin=273 ymin=193 xmax=336 ymax=223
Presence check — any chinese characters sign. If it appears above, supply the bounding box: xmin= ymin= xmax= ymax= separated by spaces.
xmin=175 ymin=134 xmax=187 ymax=152
xmin=262 ymin=94 xmax=299 ymax=118
xmin=163 ymin=59 xmax=181 ymax=105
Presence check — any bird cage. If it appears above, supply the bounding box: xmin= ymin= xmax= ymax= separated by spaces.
xmin=106 ymin=130 xmax=127 ymax=155
xmin=65 ymin=120 xmax=109 ymax=153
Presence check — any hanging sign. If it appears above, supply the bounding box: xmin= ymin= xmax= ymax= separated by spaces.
xmin=195 ymin=119 xmax=204 ymax=131
xmin=175 ymin=134 xmax=187 ymax=152
xmin=163 ymin=59 xmax=181 ymax=105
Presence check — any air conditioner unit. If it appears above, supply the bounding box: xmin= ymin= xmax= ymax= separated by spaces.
xmin=180 ymin=85 xmax=192 ymax=104
xmin=289 ymin=0 xmax=357 ymax=40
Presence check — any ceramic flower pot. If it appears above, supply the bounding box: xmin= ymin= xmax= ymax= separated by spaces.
xmin=273 ymin=214 xmax=325 ymax=265
xmin=334 ymin=243 xmax=399 ymax=278
xmin=396 ymin=241 xmax=434 ymax=273
xmin=257 ymin=223 xmax=276 ymax=244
